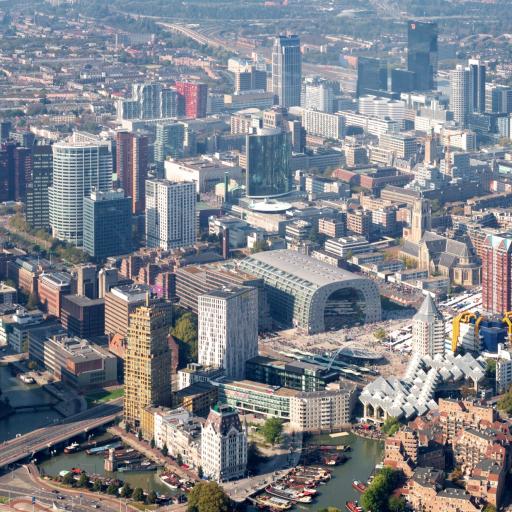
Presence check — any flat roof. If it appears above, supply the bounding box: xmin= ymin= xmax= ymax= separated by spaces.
xmin=218 ymin=378 xmax=300 ymax=397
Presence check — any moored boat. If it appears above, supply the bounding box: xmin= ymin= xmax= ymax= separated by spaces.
xmin=346 ymin=501 xmax=363 ymax=512
xmin=352 ymin=480 xmax=367 ymax=493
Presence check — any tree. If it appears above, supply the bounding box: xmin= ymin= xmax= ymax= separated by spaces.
xmin=150 ymin=438 xmax=155 ymax=449
xmin=382 ymin=416 xmax=400 ymax=436
xmin=197 ymin=466 xmax=204 ymax=479
xmin=250 ymin=239 xmax=270 ymax=254
xmin=486 ymin=358 xmax=496 ymax=379
xmin=176 ymin=453 xmax=183 ymax=466
xmin=483 ymin=506 xmax=497 ymax=512
xmin=171 ymin=312 xmax=198 ymax=363
xmin=62 ymin=472 xmax=75 ymax=486
xmin=373 ymin=328 xmax=387 ymax=342
xmin=26 ymin=292 xmax=39 ymax=310
xmin=120 ymin=483 xmax=132 ymax=498
xmin=498 ymin=385 xmax=512 ymax=415
xmin=92 ymin=479 xmax=102 ymax=492
xmin=78 ymin=472 xmax=89 ymax=488
xmin=146 ymin=490 xmax=157 ymax=504
xmin=27 ymin=360 xmax=38 ymax=370
xmin=361 ymin=467 xmax=400 ymax=512
xmin=261 ymin=417 xmax=283 ymax=446
xmin=162 ymin=443 xmax=168 ymax=457
xmin=137 ymin=430 xmax=142 ymax=441
xmin=132 ymin=488 xmax=144 ymax=502
xmin=187 ymin=481 xmax=230 ymax=512
xmin=318 ymin=509 xmax=341 ymax=512
xmin=388 ymin=495 xmax=406 ymax=512
xmin=106 ymin=483 xmax=119 ymax=496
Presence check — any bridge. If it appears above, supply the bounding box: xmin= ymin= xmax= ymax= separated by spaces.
xmin=12 ymin=403 xmax=58 ymax=412
xmin=0 ymin=398 xmax=123 ymax=469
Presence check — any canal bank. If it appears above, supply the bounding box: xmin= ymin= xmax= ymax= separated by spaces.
xmin=0 ymin=363 xmax=62 ymax=442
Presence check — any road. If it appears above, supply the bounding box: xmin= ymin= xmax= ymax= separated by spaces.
xmin=0 ymin=400 xmax=123 ymax=469
xmin=0 ymin=466 xmax=122 ymax=512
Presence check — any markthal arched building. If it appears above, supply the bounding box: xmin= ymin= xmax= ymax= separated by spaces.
xmin=240 ymin=250 xmax=381 ymax=334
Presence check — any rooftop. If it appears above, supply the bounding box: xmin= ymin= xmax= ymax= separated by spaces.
xmin=243 ymin=249 xmax=369 ymax=287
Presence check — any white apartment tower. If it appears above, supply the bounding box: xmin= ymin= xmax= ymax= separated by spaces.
xmin=450 ymin=65 xmax=472 ymax=128
xmin=412 ymin=294 xmax=445 ymax=357
xmin=201 ymin=404 xmax=247 ymax=482
xmin=145 ymin=179 xmax=196 ymax=250
xmin=198 ymin=286 xmax=258 ymax=379
xmin=49 ymin=132 xmax=112 ymax=246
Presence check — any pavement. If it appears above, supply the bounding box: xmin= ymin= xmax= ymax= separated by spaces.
xmin=108 ymin=427 xmax=197 ymax=482
xmin=223 ymin=431 xmax=303 ymax=503
xmin=0 ymin=400 xmax=123 ymax=469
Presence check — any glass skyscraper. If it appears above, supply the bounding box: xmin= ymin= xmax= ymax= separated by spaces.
xmin=83 ymin=189 xmax=132 ymax=261
xmin=356 ymin=57 xmax=388 ymax=97
xmin=407 ymin=20 xmax=438 ymax=91
xmin=272 ymin=35 xmax=302 ymax=108
xmin=246 ymin=128 xmax=291 ymax=198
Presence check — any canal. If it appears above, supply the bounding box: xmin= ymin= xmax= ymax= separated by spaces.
xmin=39 ymin=435 xmax=170 ymax=495
xmin=302 ymin=434 xmax=383 ymax=510
xmin=0 ymin=363 xmax=62 ymax=442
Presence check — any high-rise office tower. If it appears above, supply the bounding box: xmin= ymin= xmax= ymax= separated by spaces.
xmin=115 ymin=131 xmax=148 ymax=215
xmin=116 ymin=83 xmax=178 ymax=121
xmin=390 ymin=69 xmax=416 ymax=94
xmin=407 ymin=20 xmax=438 ymax=91
xmin=201 ymin=405 xmax=247 ymax=482
xmin=356 ymin=57 xmax=388 ymax=97
xmin=412 ymin=294 xmax=445 ymax=357
xmin=468 ymin=59 xmax=486 ymax=113
xmin=272 ymin=35 xmax=302 ymax=107
xmin=482 ymin=233 xmax=512 ymax=316
xmin=83 ymin=189 xmax=133 ymax=261
xmin=198 ymin=286 xmax=258 ymax=380
xmin=0 ymin=121 xmax=11 ymax=142
xmin=76 ymin=264 xmax=98 ymax=299
xmin=486 ymin=85 xmax=512 ymax=114
xmin=145 ymin=179 xmax=196 ymax=250
xmin=234 ymin=65 xmax=267 ymax=93
xmin=154 ymin=122 xmax=185 ymax=169
xmin=49 ymin=132 xmax=112 ymax=246
xmin=26 ymin=144 xmax=53 ymax=230
xmin=450 ymin=65 xmax=472 ymax=127
xmin=123 ymin=299 xmax=172 ymax=429
xmin=176 ymin=82 xmax=208 ymax=119
xmin=303 ymin=79 xmax=335 ymax=113
xmin=245 ymin=127 xmax=292 ymax=198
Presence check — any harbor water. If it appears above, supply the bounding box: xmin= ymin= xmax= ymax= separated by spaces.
xmin=39 ymin=436 xmax=170 ymax=495
xmin=0 ymin=363 xmax=62 ymax=442
xmin=248 ymin=433 xmax=383 ymax=511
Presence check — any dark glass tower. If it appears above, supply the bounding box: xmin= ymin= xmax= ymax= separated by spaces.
xmin=272 ymin=35 xmax=302 ymax=108
xmin=246 ymin=128 xmax=291 ymax=198
xmin=356 ymin=57 xmax=388 ymax=97
xmin=407 ymin=20 xmax=438 ymax=91
xmin=83 ymin=190 xmax=133 ymax=261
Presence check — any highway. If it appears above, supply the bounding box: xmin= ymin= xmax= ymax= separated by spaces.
xmin=0 ymin=400 xmax=123 ymax=469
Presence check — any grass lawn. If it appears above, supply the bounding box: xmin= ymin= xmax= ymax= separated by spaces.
xmin=86 ymin=388 xmax=124 ymax=407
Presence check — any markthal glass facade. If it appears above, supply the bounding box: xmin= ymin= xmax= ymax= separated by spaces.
xmin=246 ymin=128 xmax=291 ymax=198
